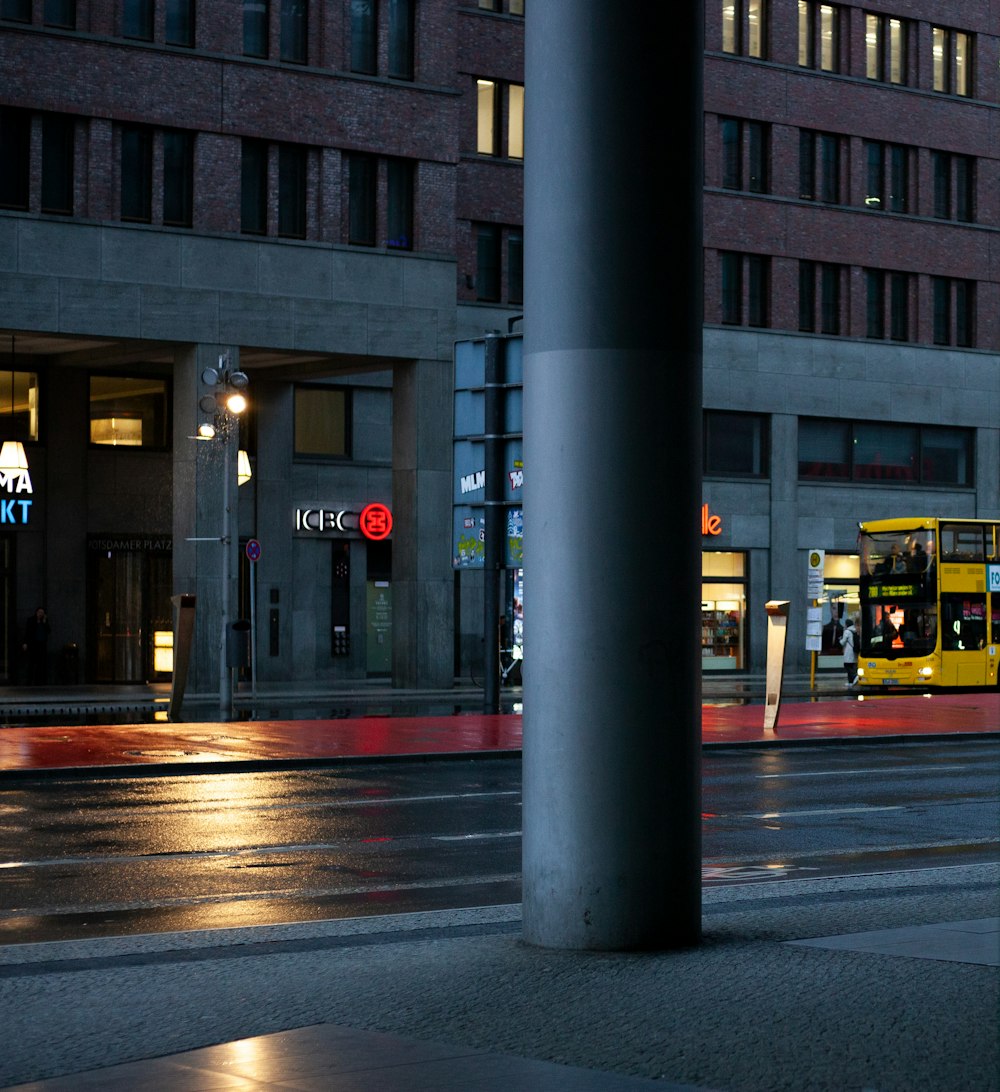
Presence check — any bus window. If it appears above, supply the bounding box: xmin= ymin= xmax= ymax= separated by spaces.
xmin=992 ymin=605 xmax=1000 ymax=643
xmin=940 ymin=594 xmax=986 ymax=651
xmin=940 ymin=523 xmax=984 ymax=562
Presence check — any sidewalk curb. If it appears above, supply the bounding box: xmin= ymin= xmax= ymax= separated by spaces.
xmin=2 ymin=731 xmax=996 ymax=782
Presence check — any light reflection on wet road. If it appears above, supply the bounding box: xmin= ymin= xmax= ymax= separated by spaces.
xmin=0 ymin=739 xmax=997 ymax=944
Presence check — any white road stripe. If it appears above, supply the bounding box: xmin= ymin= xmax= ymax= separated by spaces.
xmin=745 ymin=805 xmax=906 ymax=819
xmin=756 ymin=765 xmax=967 ymax=780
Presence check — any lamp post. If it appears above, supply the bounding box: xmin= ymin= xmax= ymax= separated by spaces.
xmin=198 ymin=355 xmax=250 ymax=716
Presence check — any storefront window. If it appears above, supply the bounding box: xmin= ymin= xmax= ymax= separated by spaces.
xmin=0 ymin=370 xmax=39 ymax=443
xmin=817 ymin=553 xmax=860 ymax=669
xmin=89 ymin=375 xmax=168 ymax=448
xmin=702 ymin=552 xmax=746 ymax=670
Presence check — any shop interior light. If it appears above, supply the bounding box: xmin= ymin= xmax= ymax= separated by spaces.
xmin=0 ymin=439 xmax=27 ymax=471
xmin=0 ymin=335 xmax=28 ymax=472
xmin=237 ymin=449 xmax=252 ymax=486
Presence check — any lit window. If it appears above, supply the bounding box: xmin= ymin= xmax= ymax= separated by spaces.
xmin=0 ymin=370 xmax=39 ymax=444
xmin=933 ymin=26 xmax=973 ymax=96
xmin=799 ymin=2 xmax=839 ymax=72
xmin=477 ymin=80 xmax=497 ymax=155
xmin=89 ymin=376 xmax=169 ymax=448
xmin=508 ymin=84 xmax=524 ymax=160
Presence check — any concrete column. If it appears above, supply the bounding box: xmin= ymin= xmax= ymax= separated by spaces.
xmin=171 ymin=344 xmax=243 ymax=701
xmin=522 ymin=3 xmax=704 ymax=950
xmin=391 ymin=357 xmax=454 ymax=689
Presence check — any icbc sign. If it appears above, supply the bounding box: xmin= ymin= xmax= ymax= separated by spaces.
xmin=295 ymin=503 xmax=393 ymax=540
xmin=359 ymin=502 xmax=393 ymax=541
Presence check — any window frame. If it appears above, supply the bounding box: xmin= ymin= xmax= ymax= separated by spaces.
xmin=799 ymin=418 xmax=973 ymax=487
xmin=704 ymin=410 xmax=769 ymax=478
xmin=293 ymin=384 xmax=352 ymax=460
xmin=88 ymin=373 xmax=171 ymax=451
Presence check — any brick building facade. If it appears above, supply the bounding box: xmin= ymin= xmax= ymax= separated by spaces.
xmin=0 ymin=1 xmax=996 ymax=689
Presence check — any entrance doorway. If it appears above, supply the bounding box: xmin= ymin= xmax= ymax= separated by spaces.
xmin=88 ymin=537 xmax=172 ymax=683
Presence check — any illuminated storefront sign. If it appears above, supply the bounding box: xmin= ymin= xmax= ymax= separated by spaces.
xmin=0 ymin=464 xmax=32 ymax=525
xmin=295 ymin=503 xmax=393 ymax=541
xmin=701 ymin=504 xmax=722 ymax=536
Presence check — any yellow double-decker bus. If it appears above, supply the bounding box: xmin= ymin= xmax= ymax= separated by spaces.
xmin=856 ymin=517 xmax=1000 ymax=689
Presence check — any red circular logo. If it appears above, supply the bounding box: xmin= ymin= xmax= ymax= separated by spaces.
xmin=359 ymin=503 xmax=393 ymax=541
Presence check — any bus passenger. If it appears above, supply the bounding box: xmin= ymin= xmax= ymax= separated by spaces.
xmin=906 ymin=541 xmax=926 ymax=572
xmin=873 ymin=609 xmax=898 ymax=646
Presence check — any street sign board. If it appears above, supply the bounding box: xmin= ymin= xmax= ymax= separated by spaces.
xmin=246 ymin=539 xmax=261 ymax=562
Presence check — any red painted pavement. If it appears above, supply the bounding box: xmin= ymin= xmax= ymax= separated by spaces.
xmin=0 ymin=694 xmax=996 ymax=773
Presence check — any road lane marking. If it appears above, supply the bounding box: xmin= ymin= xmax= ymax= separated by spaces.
xmin=744 ymin=805 xmax=906 ymax=819
xmin=756 ymin=766 xmax=968 ymax=780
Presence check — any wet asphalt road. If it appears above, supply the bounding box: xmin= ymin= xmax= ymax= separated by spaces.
xmin=0 ymin=738 xmax=997 ymax=944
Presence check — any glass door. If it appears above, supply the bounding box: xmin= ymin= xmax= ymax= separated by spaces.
xmin=90 ymin=543 xmax=172 ymax=683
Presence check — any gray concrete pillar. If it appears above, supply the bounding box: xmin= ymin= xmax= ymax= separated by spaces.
xmin=391 ymin=357 xmax=454 ymax=689
xmin=522 ymin=3 xmax=704 ymax=949
xmin=171 ymin=343 xmax=243 ymax=701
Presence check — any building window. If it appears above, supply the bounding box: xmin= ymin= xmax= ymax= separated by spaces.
xmin=472 ymin=222 xmax=522 ymax=303
xmin=280 ymin=0 xmax=306 ymax=63
xmin=0 ymin=370 xmax=39 ymax=444
xmin=933 ymin=277 xmax=975 ymax=348
xmin=865 ymin=13 xmax=907 ymax=84
xmin=387 ymin=0 xmax=415 ymax=80
xmin=348 ymin=153 xmax=376 ymax=246
xmin=720 ymin=118 xmax=768 ymax=193
xmin=44 ymin=0 xmax=76 ymax=28
xmin=722 ymin=0 xmax=766 ymax=57
xmin=799 ymin=260 xmax=816 ymax=331
xmin=41 ymin=114 xmax=75 ymax=215
xmin=508 ymin=229 xmax=523 ymax=304
xmin=476 ymin=79 xmax=523 ymax=159
xmin=350 ymin=0 xmax=376 ymax=72
xmin=1 ymin=1 xmax=30 ymax=21
xmin=933 ymin=26 xmax=972 ymax=96
xmin=799 ymin=419 xmax=972 ymax=487
xmin=386 ymin=157 xmax=413 ymax=249
xmin=277 ymin=143 xmax=306 ymax=238
xmin=122 ymin=0 xmax=153 ymax=40
xmin=120 ymin=126 xmax=152 ymax=222
xmin=162 ymin=130 xmax=193 ymax=227
xmin=243 ymin=0 xmax=268 ymax=57
xmin=720 ymin=251 xmax=742 ymax=324
xmin=478 ymin=0 xmax=524 ymax=14
xmin=89 ymin=376 xmax=169 ymax=449
xmin=0 ymin=107 xmax=30 ymax=211
xmin=864 ymin=141 xmax=908 ymax=213
xmin=747 ymin=255 xmax=769 ymax=327
xmin=704 ymin=411 xmax=768 ymax=477
xmin=865 ymin=269 xmax=884 ymax=339
xmin=800 ymin=261 xmax=842 ymax=334
xmin=865 ymin=269 xmax=911 ymax=341
xmin=165 ymin=0 xmax=194 ymax=45
xmin=240 ymin=138 xmax=268 ymax=234
xmin=294 ymin=386 xmax=350 ymax=458
xmin=476 ymin=224 xmax=500 ymax=302
xmin=932 ymin=151 xmax=974 ymax=222
xmin=799 ymin=2 xmax=840 ymax=72
xmin=720 ymin=252 xmax=769 ymax=328
xmin=820 ymin=263 xmax=841 ymax=335
xmin=799 ymin=130 xmax=841 ymax=202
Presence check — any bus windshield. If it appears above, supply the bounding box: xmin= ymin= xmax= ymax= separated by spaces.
xmin=859 ymin=527 xmax=935 ymax=576
xmin=858 ymin=527 xmax=937 ymax=659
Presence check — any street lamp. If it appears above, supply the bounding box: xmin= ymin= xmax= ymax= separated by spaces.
xmin=199 ymin=355 xmax=250 ymax=716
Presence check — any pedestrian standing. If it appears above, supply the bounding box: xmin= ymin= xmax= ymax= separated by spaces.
xmin=839 ymin=617 xmax=858 ymax=687
xmin=23 ymin=606 xmax=50 ymax=685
